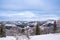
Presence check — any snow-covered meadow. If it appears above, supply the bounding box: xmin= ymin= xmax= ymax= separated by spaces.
xmin=0 ymin=33 xmax=60 ymax=40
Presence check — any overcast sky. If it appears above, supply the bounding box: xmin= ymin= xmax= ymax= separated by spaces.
xmin=0 ymin=0 xmax=60 ymax=21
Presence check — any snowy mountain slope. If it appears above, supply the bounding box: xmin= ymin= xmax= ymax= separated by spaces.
xmin=41 ymin=20 xmax=54 ymax=27
xmin=0 ymin=33 xmax=60 ymax=40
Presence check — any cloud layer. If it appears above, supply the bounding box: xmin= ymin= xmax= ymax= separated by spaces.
xmin=0 ymin=0 xmax=60 ymax=21
xmin=0 ymin=11 xmax=59 ymax=21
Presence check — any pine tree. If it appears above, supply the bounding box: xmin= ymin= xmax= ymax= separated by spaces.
xmin=35 ymin=22 xmax=40 ymax=35
xmin=53 ymin=20 xmax=57 ymax=33
xmin=0 ymin=24 xmax=6 ymax=37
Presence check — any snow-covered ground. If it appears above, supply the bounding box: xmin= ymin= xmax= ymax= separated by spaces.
xmin=30 ymin=33 xmax=60 ymax=40
xmin=0 ymin=33 xmax=60 ymax=40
